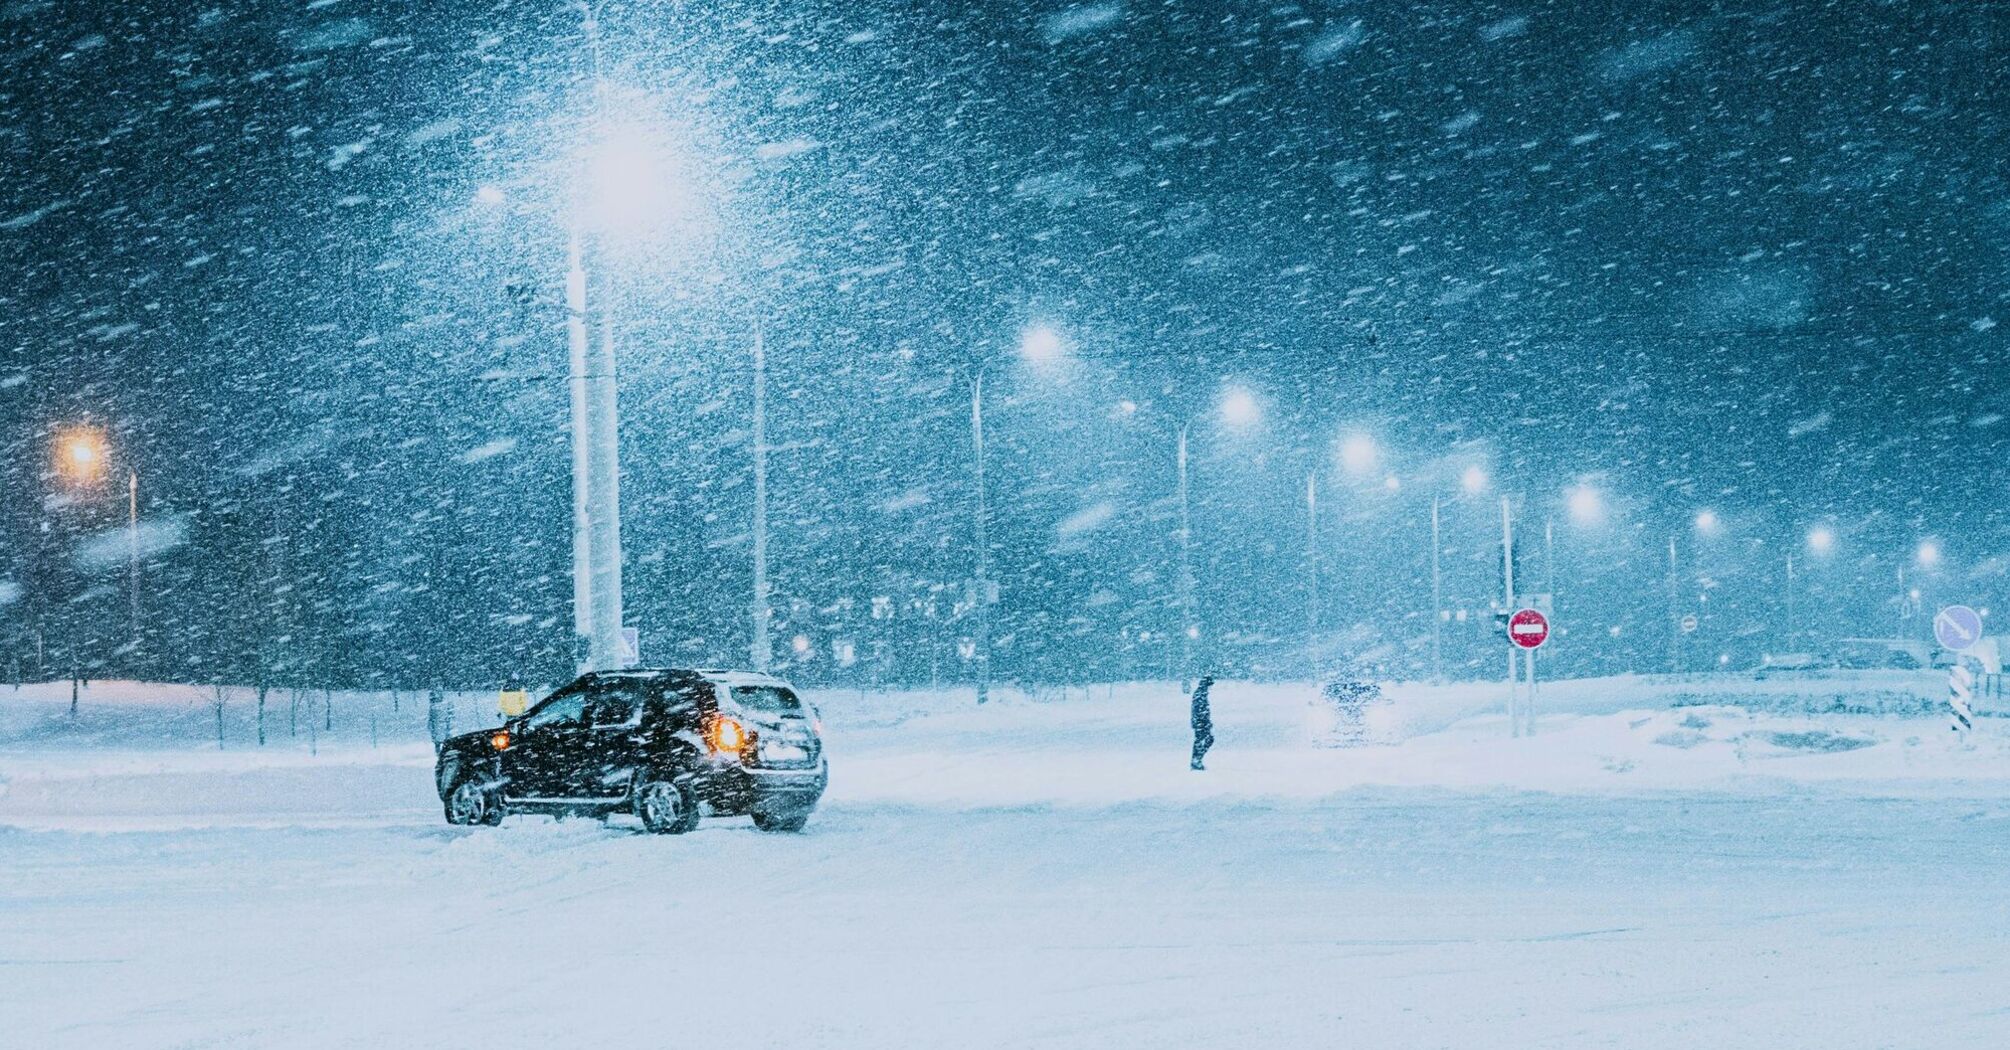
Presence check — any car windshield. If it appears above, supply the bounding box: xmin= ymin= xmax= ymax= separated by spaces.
xmin=729 ymin=685 xmax=802 ymax=713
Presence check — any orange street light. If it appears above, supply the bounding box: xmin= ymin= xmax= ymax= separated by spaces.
xmin=55 ymin=427 xmax=109 ymax=484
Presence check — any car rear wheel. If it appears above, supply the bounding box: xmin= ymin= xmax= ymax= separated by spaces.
xmin=445 ymin=780 xmax=491 ymax=826
xmin=634 ymin=778 xmax=699 ymax=834
xmin=751 ymin=808 xmax=811 ymax=833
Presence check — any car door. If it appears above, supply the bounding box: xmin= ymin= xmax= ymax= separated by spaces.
xmin=573 ymin=680 xmax=646 ymax=800
xmin=504 ymin=687 xmax=590 ymax=800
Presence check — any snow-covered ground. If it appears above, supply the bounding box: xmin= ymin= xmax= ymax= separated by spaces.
xmin=4 ymin=674 xmax=2009 ymax=1047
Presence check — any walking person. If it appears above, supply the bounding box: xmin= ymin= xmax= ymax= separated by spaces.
xmin=1189 ymin=675 xmax=1215 ymax=770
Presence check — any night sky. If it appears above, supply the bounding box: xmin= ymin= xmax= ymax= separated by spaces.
xmin=2 ymin=0 xmax=2005 ymax=688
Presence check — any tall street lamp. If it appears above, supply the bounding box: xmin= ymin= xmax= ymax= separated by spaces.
xmin=479 ymin=10 xmax=711 ymax=673
xmin=960 ymin=323 xmax=1071 ymax=703
xmin=970 ymin=370 xmax=992 ymax=703
xmin=1431 ymin=464 xmax=1489 ymax=682
xmin=750 ymin=322 xmax=771 ymax=672
xmin=1144 ymin=385 xmax=1263 ymax=692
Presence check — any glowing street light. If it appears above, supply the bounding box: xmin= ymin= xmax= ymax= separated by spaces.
xmin=1459 ymin=465 xmax=1488 ymax=495
xmin=1218 ymin=385 xmax=1261 ymax=428
xmin=1338 ymin=433 xmax=1378 ymax=476
xmin=56 ymin=427 xmax=108 ymax=484
xmin=1693 ymin=509 xmax=1720 ymax=534
xmin=1018 ymin=323 xmax=1065 ymax=366
xmin=1807 ymin=525 xmax=1836 ymax=554
xmin=1565 ymin=483 xmax=1604 ymax=525
xmin=1917 ymin=539 xmax=1942 ymax=569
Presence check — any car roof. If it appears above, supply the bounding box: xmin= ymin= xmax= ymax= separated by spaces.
xmin=691 ymin=669 xmax=797 ymax=690
xmin=581 ymin=667 xmax=795 ymax=690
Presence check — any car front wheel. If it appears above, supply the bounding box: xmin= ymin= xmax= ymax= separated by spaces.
xmin=445 ymin=779 xmax=492 ymax=826
xmin=634 ymin=777 xmax=699 ymax=834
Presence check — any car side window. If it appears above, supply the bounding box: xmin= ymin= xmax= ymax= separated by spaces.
xmin=523 ymin=690 xmax=588 ymax=732
xmin=650 ymin=683 xmax=706 ymax=733
xmin=586 ymin=684 xmax=642 ymax=729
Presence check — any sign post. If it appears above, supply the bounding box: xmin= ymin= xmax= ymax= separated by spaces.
xmin=1508 ymin=608 xmax=1550 ymax=736
xmin=1936 ymin=605 xmax=1983 ymax=741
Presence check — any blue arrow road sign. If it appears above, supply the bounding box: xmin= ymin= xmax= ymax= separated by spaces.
xmin=1934 ymin=605 xmax=1984 ymax=652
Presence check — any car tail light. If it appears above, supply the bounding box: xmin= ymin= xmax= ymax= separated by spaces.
xmin=709 ymin=716 xmax=747 ymax=754
xmin=490 ymin=731 xmax=511 ymax=751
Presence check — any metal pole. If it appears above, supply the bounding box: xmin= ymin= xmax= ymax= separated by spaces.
xmin=1306 ymin=471 xmax=1319 ymax=675
xmin=1525 ymin=644 xmax=1539 ymax=735
xmin=565 ymin=227 xmax=594 ymax=659
xmin=583 ymin=253 xmax=625 ymax=670
xmin=1896 ymin=566 xmax=1906 ymax=640
xmin=971 ymin=374 xmax=990 ymax=704
xmin=1667 ymin=535 xmax=1680 ymax=673
xmin=127 ymin=469 xmax=139 ymax=657
xmin=751 ymin=323 xmax=771 ymax=672
xmin=1430 ymin=494 xmax=1443 ymax=683
xmin=1500 ymin=495 xmax=1518 ymax=735
xmin=1784 ymin=552 xmax=1795 ymax=653
xmin=1176 ymin=424 xmax=1196 ymax=693
xmin=578 ymin=3 xmax=624 ymax=672
xmin=1543 ymin=516 xmax=1555 ymax=595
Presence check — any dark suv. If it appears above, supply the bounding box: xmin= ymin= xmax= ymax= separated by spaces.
xmin=435 ymin=668 xmax=827 ymax=833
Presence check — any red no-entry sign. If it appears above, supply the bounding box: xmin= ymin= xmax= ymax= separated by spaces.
xmin=1508 ymin=608 xmax=1550 ymax=650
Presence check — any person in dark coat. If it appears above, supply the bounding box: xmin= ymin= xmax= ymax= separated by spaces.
xmin=1189 ymin=675 xmax=1215 ymax=770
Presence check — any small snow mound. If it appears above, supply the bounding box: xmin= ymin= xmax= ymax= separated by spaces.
xmin=1758 ymin=730 xmax=1876 ymax=754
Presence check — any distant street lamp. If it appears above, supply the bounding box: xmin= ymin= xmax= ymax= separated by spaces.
xmin=1916 ymin=539 xmax=1942 ymax=569
xmin=1566 ymin=483 xmax=1604 ymax=526
xmin=1338 ymin=432 xmax=1378 ymax=477
xmin=1018 ymin=323 xmax=1065 ymax=367
xmin=55 ymin=427 xmax=107 ymax=486
xmin=1431 ymin=465 xmax=1490 ymax=682
xmin=1122 ymin=387 xmax=1265 ymax=691
xmin=960 ymin=323 xmax=1076 ymax=702
xmin=1218 ymin=385 xmax=1261 ymax=429
xmin=1806 ymin=525 xmax=1836 ymax=555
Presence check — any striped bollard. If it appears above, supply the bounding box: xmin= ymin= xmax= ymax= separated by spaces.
xmin=1949 ymin=663 xmax=1975 ymax=741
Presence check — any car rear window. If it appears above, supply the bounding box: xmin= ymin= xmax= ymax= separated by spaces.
xmin=729 ymin=685 xmax=802 ymax=713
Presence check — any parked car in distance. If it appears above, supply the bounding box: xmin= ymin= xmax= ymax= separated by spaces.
xmin=435 ymin=668 xmax=828 ymax=833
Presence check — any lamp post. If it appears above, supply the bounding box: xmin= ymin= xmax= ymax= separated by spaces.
xmin=1174 ymin=423 xmax=1195 ymax=692
xmin=1305 ymin=470 xmax=1319 ymax=675
xmin=1430 ymin=493 xmax=1443 ymax=682
xmin=51 ymin=426 xmax=111 ymax=707
xmin=751 ymin=323 xmax=771 ymax=672
xmin=970 ymin=372 xmax=991 ymax=704
xmin=127 ymin=468 xmax=139 ymax=658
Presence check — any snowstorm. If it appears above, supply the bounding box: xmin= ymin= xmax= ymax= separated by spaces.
xmin=3 ymin=2 xmax=2007 ymax=1047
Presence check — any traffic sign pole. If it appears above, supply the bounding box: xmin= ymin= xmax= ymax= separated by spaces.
xmin=1501 ymin=496 xmax=1518 ymax=737
xmin=1936 ymin=606 xmax=1984 ymax=743
xmin=1504 ymin=607 xmax=1551 ymax=737
xmin=1950 ymin=663 xmax=1975 ymax=742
